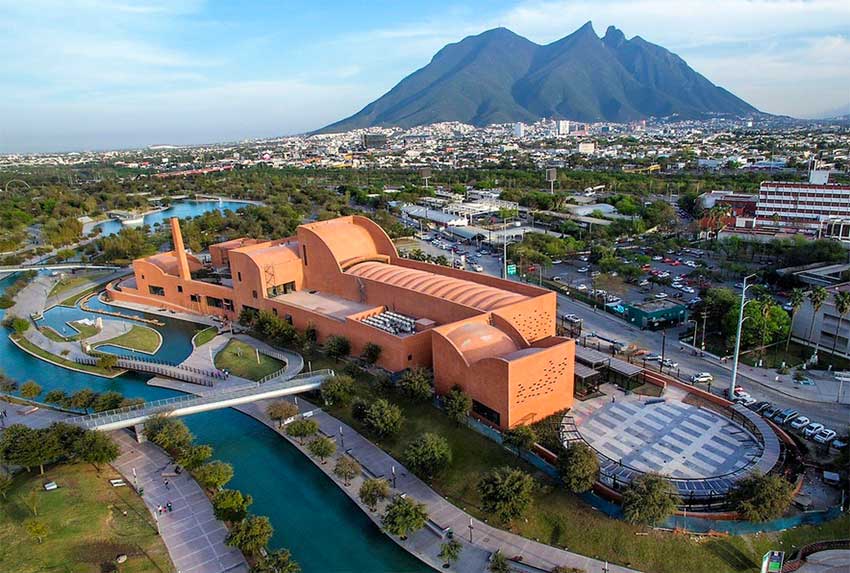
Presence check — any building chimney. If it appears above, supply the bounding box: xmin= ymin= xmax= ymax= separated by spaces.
xmin=169 ymin=217 xmax=191 ymax=280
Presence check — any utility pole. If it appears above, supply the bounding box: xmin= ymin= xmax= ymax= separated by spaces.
xmin=730 ymin=273 xmax=757 ymax=397
xmin=502 ymin=219 xmax=508 ymax=279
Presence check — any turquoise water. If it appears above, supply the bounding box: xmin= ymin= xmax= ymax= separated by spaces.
xmin=1 ymin=274 xmax=428 ymax=572
xmin=94 ymin=199 xmax=254 ymax=237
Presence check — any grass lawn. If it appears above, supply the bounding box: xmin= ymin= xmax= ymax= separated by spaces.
xmin=59 ymin=284 xmax=105 ymax=308
xmin=11 ymin=334 xmax=117 ymax=376
xmin=97 ymin=325 xmax=161 ymax=354
xmin=214 ymin=339 xmax=284 ymax=380
xmin=192 ymin=326 xmax=217 ymax=347
xmin=40 ymin=321 xmax=99 ymax=343
xmin=48 ymin=272 xmax=110 ymax=299
xmin=316 ymin=354 xmax=849 ymax=573
xmin=0 ymin=463 xmax=174 ymax=573
xmin=739 ymin=340 xmax=850 ymax=371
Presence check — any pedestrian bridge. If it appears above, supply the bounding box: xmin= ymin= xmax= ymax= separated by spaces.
xmin=0 ymin=263 xmax=124 ymax=274
xmin=73 ymin=369 xmax=334 ymax=431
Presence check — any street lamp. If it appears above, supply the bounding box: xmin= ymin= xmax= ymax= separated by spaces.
xmin=730 ymin=273 xmax=757 ymax=397
xmin=660 ymin=329 xmax=668 ymax=373
xmin=687 ymin=319 xmax=698 ymax=350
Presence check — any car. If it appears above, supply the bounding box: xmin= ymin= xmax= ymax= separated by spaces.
xmin=831 ymin=439 xmax=847 ymax=450
xmin=645 ymin=354 xmax=662 ymax=361
xmin=671 ymin=260 xmax=682 ymax=266
xmin=762 ymin=406 xmax=781 ymax=418
xmin=577 ymin=267 xmax=589 ymax=273
xmin=552 ymin=275 xmax=562 ymax=282
xmin=661 ymin=359 xmax=678 ymax=368
xmin=740 ymin=396 xmax=758 ymax=407
xmin=814 ymin=429 xmax=837 ymax=444
xmin=579 ymin=255 xmax=589 ymax=262
xmin=563 ymin=313 xmax=582 ymax=323
xmin=748 ymin=400 xmax=769 ymax=411
xmin=794 ymin=377 xmax=815 ymax=386
xmin=803 ymin=422 xmax=825 ymax=438
xmin=754 ymin=402 xmax=773 ymax=413
xmin=655 ymin=293 xmax=669 ymax=299
xmin=663 ymin=257 xmax=674 ymax=263
xmin=473 ymin=264 xmax=484 ymax=272
xmin=576 ymin=284 xmax=588 ymax=291
xmin=639 ymin=279 xmax=650 ymax=287
xmin=782 ymin=302 xmax=794 ymax=312
xmin=528 ymin=265 xmax=537 ymax=272
xmin=733 ymin=392 xmax=752 ymax=402
xmin=691 ymin=372 xmax=714 ymax=383
xmin=790 ymin=416 xmax=810 ymax=430
xmin=551 ymin=259 xmax=563 ymax=265
xmin=774 ymin=409 xmax=799 ymax=424
xmin=652 ymin=255 xmax=663 ymax=261
xmin=682 ymin=286 xmax=696 ymax=294
xmin=590 ymin=271 xmax=601 ymax=277
xmin=685 ymin=260 xmax=697 ymax=268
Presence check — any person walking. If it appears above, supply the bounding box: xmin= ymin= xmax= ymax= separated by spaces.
xmin=163 ymin=478 xmax=170 ymax=489
xmin=166 ymin=501 xmax=173 ymax=513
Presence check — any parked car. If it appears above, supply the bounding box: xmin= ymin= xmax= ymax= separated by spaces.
xmin=661 ymin=359 xmax=678 ymax=369
xmin=563 ymin=314 xmax=582 ymax=323
xmin=577 ymin=267 xmax=589 ymax=273
xmin=551 ymin=259 xmax=563 ymax=265
xmin=655 ymin=293 xmax=669 ymax=299
xmin=552 ymin=275 xmax=562 ymax=281
xmin=790 ymin=416 xmax=810 ymax=430
xmin=639 ymin=279 xmax=650 ymax=287
xmin=803 ymin=422 xmax=825 ymax=438
xmin=774 ymin=409 xmax=799 ymax=424
xmin=754 ymin=402 xmax=773 ymax=413
xmin=814 ymin=428 xmax=837 ymax=444
xmin=576 ymin=284 xmax=588 ymax=291
xmin=762 ymin=406 xmax=781 ymax=418
xmin=740 ymin=396 xmax=757 ymax=407
xmin=645 ymin=354 xmax=662 ymax=361
xmin=691 ymin=372 xmax=714 ymax=383
xmin=473 ymin=264 xmax=484 ymax=272
xmin=733 ymin=392 xmax=752 ymax=402
xmin=831 ymin=439 xmax=847 ymax=450
xmin=748 ymin=400 xmax=768 ymax=411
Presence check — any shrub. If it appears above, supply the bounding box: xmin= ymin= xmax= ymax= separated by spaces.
xmin=402 ymin=433 xmax=452 ymax=478
xmin=320 ymin=375 xmax=355 ymax=406
xmin=324 ymin=335 xmax=351 ymax=360
xmin=364 ymin=399 xmax=403 ymax=437
xmin=398 ymin=367 xmax=432 ymax=401
xmin=443 ymin=385 xmax=471 ymax=425
xmin=194 ymin=461 xmax=234 ymax=490
xmin=212 ymin=489 xmax=253 ymax=522
xmin=557 ymin=442 xmax=599 ymax=493
xmin=477 ymin=466 xmax=534 ymax=524
xmin=729 ymin=472 xmax=793 ymax=522
xmin=20 ymin=380 xmax=42 ymax=400
xmin=622 ymin=473 xmax=680 ymax=526
xmin=382 ymin=495 xmax=428 ymax=539
xmin=362 ymin=342 xmax=382 ymax=364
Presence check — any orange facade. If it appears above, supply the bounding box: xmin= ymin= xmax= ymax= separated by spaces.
xmin=108 ymin=215 xmax=575 ymax=428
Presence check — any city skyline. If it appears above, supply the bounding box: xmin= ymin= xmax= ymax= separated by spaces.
xmin=2 ymin=0 xmax=849 ymax=153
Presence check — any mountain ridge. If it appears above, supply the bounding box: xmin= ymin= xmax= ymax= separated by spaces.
xmin=320 ymin=22 xmax=758 ymax=133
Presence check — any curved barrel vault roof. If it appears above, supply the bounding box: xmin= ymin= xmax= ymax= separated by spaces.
xmin=347 ymin=261 xmax=527 ymax=311
xmin=443 ymin=322 xmax=519 ymax=364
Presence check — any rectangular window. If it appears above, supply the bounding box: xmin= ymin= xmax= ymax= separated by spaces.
xmin=472 ymin=400 xmax=500 ymax=426
xmin=206 ymin=296 xmax=223 ymax=308
xmin=302 ymin=245 xmax=308 ymax=265
xmin=252 ymin=290 xmax=258 ymax=299
xmin=148 ymin=285 xmax=165 ymax=296
xmin=237 ymin=271 xmax=242 ymax=282
xmin=284 ymin=314 xmax=293 ymax=325
xmin=177 ymin=285 xmax=183 ymax=293
xmin=223 ymin=299 xmax=235 ymax=311
xmin=190 ymin=294 xmax=200 ymax=303
xmin=272 ymin=308 xmax=278 ymax=316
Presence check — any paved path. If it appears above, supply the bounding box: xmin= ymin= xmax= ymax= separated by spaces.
xmin=110 ymin=431 xmax=249 ymax=573
xmin=796 ymin=549 xmax=850 ymax=573
xmin=0 ymin=399 xmax=248 ymax=573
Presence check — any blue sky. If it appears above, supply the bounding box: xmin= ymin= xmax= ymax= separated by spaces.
xmin=1 ymin=0 xmax=849 ymax=153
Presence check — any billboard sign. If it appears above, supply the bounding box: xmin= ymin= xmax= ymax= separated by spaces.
xmin=760 ymin=551 xmax=784 ymax=573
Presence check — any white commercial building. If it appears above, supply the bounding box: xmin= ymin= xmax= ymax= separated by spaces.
xmin=755 ymin=171 xmax=850 ymax=231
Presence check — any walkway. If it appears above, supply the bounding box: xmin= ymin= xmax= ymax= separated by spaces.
xmin=110 ymin=430 xmax=249 ymax=573
xmin=0 ymin=400 xmax=248 ymax=573
xmin=796 ymin=550 xmax=850 ymax=573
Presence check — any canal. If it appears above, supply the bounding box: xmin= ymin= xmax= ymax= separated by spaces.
xmin=92 ymin=199 xmax=256 ymax=237
xmin=0 ymin=273 xmax=429 ymax=573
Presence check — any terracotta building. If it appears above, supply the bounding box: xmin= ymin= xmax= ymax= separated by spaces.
xmin=108 ymin=216 xmax=575 ymax=428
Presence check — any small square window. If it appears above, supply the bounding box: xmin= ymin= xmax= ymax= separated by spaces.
xmin=407 ymin=354 xmax=413 ymax=361
xmin=252 ymin=290 xmax=257 ymax=299
xmin=177 ymin=285 xmax=183 ymax=293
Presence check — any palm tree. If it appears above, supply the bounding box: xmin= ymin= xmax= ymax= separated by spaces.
xmin=786 ymin=288 xmax=805 ymax=352
xmin=831 ymin=291 xmax=850 ymax=356
xmin=808 ymin=287 xmax=829 ymax=356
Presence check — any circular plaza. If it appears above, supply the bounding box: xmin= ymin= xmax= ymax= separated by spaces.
xmin=563 ymin=384 xmax=781 ymax=506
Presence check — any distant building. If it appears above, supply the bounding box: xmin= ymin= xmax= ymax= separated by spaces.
xmin=577 ymin=142 xmax=595 ymax=155
xmin=361 ymin=133 xmax=388 ymax=149
xmin=555 ymin=120 xmax=570 ymax=136
xmin=755 ymin=171 xmax=850 ymax=231
xmin=624 ymin=299 xmax=688 ymax=329
xmin=792 ymin=282 xmax=850 ymax=359
xmin=513 ymin=122 xmax=525 ymax=138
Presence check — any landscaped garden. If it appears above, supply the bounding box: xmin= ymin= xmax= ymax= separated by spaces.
xmin=192 ymin=326 xmax=218 ymax=347
xmin=0 ymin=463 xmax=173 ymax=573
xmin=97 ymin=325 xmax=162 ymax=354
xmin=40 ymin=319 xmax=100 ymax=342
xmin=214 ymin=339 xmax=284 ymax=380
xmin=48 ymin=272 xmax=110 ymax=300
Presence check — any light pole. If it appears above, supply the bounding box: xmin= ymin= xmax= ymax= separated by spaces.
xmin=730 ymin=273 xmax=757 ymax=397
xmin=687 ymin=319 xmax=698 ymax=349
xmin=660 ymin=329 xmax=668 ymax=373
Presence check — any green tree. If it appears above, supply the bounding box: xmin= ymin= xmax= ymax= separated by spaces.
xmin=365 ymin=399 xmax=403 ymax=437
xmin=0 ymin=424 xmax=38 ymax=471
xmin=807 ymin=287 xmax=829 ymax=355
xmin=359 ymin=478 xmax=390 ymax=511
xmin=43 ymin=389 xmax=67 ymax=404
xmin=324 ymin=335 xmax=351 ymax=360
xmin=66 ymin=389 xmax=97 ymax=411
xmin=443 ymin=385 xmax=471 ymax=426
xmin=477 ymin=466 xmax=535 ymax=524
xmin=194 ymin=461 xmax=234 ymax=490
xmin=146 ymin=417 xmax=194 ymax=456
xmin=557 ymin=442 xmax=599 ymax=493
xmin=96 ymin=353 xmax=119 ymax=371
xmin=8 ymin=316 xmax=30 ymax=334
xmin=308 ymin=436 xmax=336 ymax=464
xmin=212 ymin=489 xmax=253 ymax=522
xmin=92 ymin=390 xmax=125 ymax=412
xmin=832 ymin=291 xmax=850 ymax=356
xmin=489 ymin=550 xmax=510 ymax=573
xmin=503 ymin=425 xmax=536 ymax=459
xmin=285 ymin=419 xmax=319 ymax=445
xmin=24 ymin=519 xmax=50 ymax=544
xmin=402 ymin=433 xmax=452 ymax=478
xmin=399 ymin=368 xmax=432 ymax=401
xmin=362 ymin=342 xmax=382 ymax=365
xmin=382 ymin=495 xmax=428 ymax=539
xmin=320 ymin=375 xmax=355 ymax=406
xmin=226 ymin=515 xmax=274 ymax=555
xmin=74 ymin=430 xmax=119 ymax=469
xmin=266 ymin=400 xmax=298 ymax=428
xmin=333 ymin=456 xmax=361 ymax=486
xmin=786 ymin=288 xmax=805 ymax=352
xmin=177 ymin=444 xmax=214 ymax=471
xmin=19 ymin=380 xmax=42 ymax=400
xmin=622 ymin=473 xmax=680 ymax=526
xmin=253 ymin=549 xmax=301 ymax=573
xmin=730 ymin=473 xmax=793 ymax=522
xmin=439 ymin=538 xmax=463 ymax=568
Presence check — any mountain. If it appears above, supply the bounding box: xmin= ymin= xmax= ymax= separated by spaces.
xmin=320 ymin=23 xmax=757 ymax=132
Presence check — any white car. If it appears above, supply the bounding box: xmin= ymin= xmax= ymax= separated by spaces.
xmin=655 ymin=293 xmax=669 ymax=299
xmin=682 ymin=286 xmax=695 ymax=294
xmin=691 ymin=372 xmax=713 ymax=383
xmin=577 ymin=267 xmax=589 ymax=273
xmin=790 ymin=416 xmax=810 ymax=430
xmin=740 ymin=396 xmax=758 ymax=407
xmin=733 ymin=392 xmax=752 ymax=402
xmin=473 ymin=264 xmax=484 ymax=272
xmin=552 ymin=275 xmax=562 ymax=281
xmin=685 ymin=260 xmax=697 ymax=268
xmin=645 ymin=354 xmax=662 ymax=361
xmin=814 ymin=428 xmax=836 ymax=444
xmin=652 ymin=255 xmax=663 ymax=261
xmin=579 ymin=255 xmax=589 ymax=262
xmin=551 ymin=259 xmax=563 ymax=265
xmin=576 ymin=284 xmax=588 ymax=291
xmin=803 ymin=422 xmax=824 ymax=438
xmin=639 ymin=280 xmax=650 ymax=287
xmin=661 ymin=359 xmax=678 ymax=368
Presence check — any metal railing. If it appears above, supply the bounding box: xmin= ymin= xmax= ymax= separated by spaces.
xmin=73 ymin=369 xmax=334 ymax=430
xmin=75 ymin=355 xmax=223 ymax=387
